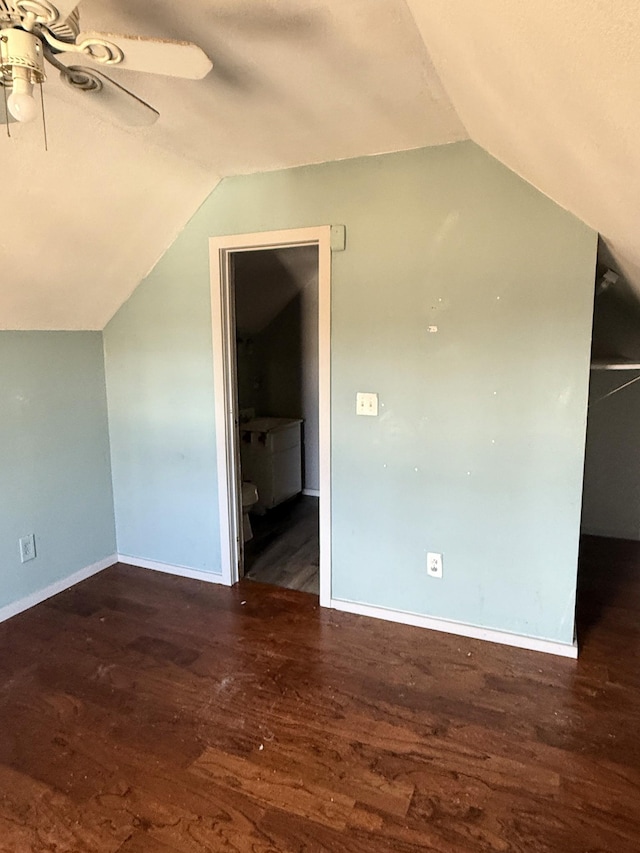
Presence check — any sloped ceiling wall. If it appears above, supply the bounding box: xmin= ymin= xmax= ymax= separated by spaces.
xmin=0 ymin=122 xmax=218 ymax=330
xmin=6 ymin=0 xmax=635 ymax=331
xmin=406 ymin=0 xmax=640 ymax=301
xmin=0 ymin=0 xmax=466 ymax=330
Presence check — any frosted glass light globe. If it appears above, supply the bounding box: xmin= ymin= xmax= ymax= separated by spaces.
xmin=7 ymin=81 xmax=37 ymax=123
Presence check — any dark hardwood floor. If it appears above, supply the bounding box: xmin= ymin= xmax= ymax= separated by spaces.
xmin=0 ymin=535 xmax=639 ymax=851
xmin=244 ymin=495 xmax=319 ymax=594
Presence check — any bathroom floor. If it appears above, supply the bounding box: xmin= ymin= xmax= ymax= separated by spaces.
xmin=244 ymin=495 xmax=319 ymax=594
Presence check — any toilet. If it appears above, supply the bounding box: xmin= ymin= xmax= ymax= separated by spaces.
xmin=241 ymin=481 xmax=259 ymax=542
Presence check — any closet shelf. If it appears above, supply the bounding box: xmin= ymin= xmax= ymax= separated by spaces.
xmin=590 ymin=359 xmax=640 ymax=371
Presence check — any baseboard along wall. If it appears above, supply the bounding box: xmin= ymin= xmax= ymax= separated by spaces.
xmin=0 ymin=552 xmax=576 ymax=658
xmin=330 ymin=598 xmax=578 ymax=659
xmin=0 ymin=553 xmax=227 ymax=627
xmin=0 ymin=554 xmax=118 ymax=625
xmin=117 ymin=555 xmax=227 ymax=585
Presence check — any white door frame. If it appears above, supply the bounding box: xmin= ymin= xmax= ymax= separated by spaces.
xmin=210 ymin=226 xmax=332 ymax=607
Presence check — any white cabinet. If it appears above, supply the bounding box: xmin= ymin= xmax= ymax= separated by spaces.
xmin=240 ymin=418 xmax=303 ymax=509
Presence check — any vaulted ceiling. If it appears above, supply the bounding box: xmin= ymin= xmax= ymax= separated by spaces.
xmin=2 ymin=0 xmax=639 ymax=330
xmin=0 ymin=0 xmax=465 ymax=330
xmin=406 ymin=0 xmax=640 ymax=303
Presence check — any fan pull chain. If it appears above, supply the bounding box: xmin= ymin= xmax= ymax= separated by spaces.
xmin=2 ymin=84 xmax=10 ymax=138
xmin=39 ymin=80 xmax=47 ymax=151
xmin=0 ymin=36 xmax=10 ymax=138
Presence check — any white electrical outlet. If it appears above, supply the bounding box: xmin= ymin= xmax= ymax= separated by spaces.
xmin=19 ymin=534 xmax=36 ymax=563
xmin=427 ymin=552 xmax=442 ymax=578
xmin=356 ymin=392 xmax=378 ymax=416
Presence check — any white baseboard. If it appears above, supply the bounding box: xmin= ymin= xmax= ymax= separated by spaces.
xmin=302 ymin=488 xmax=320 ymax=497
xmin=330 ymin=598 xmax=578 ymax=659
xmin=117 ymin=554 xmax=228 ymax=585
xmin=0 ymin=553 xmax=118 ymax=625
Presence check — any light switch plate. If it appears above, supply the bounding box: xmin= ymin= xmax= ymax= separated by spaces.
xmin=356 ymin=392 xmax=378 ymax=416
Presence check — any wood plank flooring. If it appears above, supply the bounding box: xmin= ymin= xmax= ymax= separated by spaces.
xmin=0 ymin=535 xmax=638 ymax=851
xmin=244 ymin=495 xmax=319 ymax=593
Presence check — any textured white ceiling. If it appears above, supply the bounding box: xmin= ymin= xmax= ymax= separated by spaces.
xmin=1 ymin=0 xmax=466 ymax=330
xmin=11 ymin=0 xmax=632 ymax=331
xmin=406 ymin=0 xmax=640 ymax=300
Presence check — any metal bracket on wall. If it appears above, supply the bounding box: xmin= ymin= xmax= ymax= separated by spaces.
xmin=330 ymin=225 xmax=346 ymax=252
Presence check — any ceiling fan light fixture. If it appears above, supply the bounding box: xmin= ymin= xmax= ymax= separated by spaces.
xmin=0 ymin=3 xmax=213 ymax=134
xmin=0 ymin=26 xmax=45 ymax=122
xmin=7 ymin=67 xmax=37 ymax=121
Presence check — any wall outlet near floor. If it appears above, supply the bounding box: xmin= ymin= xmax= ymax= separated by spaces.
xmin=427 ymin=552 xmax=442 ymax=578
xmin=19 ymin=534 xmax=36 ymax=564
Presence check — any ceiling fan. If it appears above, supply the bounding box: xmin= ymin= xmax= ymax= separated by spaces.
xmin=0 ymin=0 xmax=212 ymax=127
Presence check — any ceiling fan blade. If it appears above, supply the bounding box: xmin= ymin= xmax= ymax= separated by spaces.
xmin=60 ymin=65 xmax=159 ymax=126
xmin=76 ymin=31 xmax=213 ymax=79
xmin=49 ymin=0 xmax=79 ymax=23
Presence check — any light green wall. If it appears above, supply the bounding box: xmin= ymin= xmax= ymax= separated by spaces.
xmin=105 ymin=141 xmax=596 ymax=642
xmin=0 ymin=332 xmax=116 ymax=607
xmin=104 ymin=262 xmax=219 ymax=571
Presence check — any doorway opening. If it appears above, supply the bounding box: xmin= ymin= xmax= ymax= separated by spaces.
xmin=210 ymin=227 xmax=331 ymax=606
xmin=235 ymin=246 xmax=319 ymax=592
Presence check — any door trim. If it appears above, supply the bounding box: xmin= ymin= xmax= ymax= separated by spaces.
xmin=209 ymin=226 xmax=332 ymax=607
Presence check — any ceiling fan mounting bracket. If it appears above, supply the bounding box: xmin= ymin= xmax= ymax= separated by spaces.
xmin=60 ymin=63 xmax=101 ymax=91
xmin=40 ymin=26 xmax=123 ymax=66
xmin=14 ymin=0 xmax=58 ymax=27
